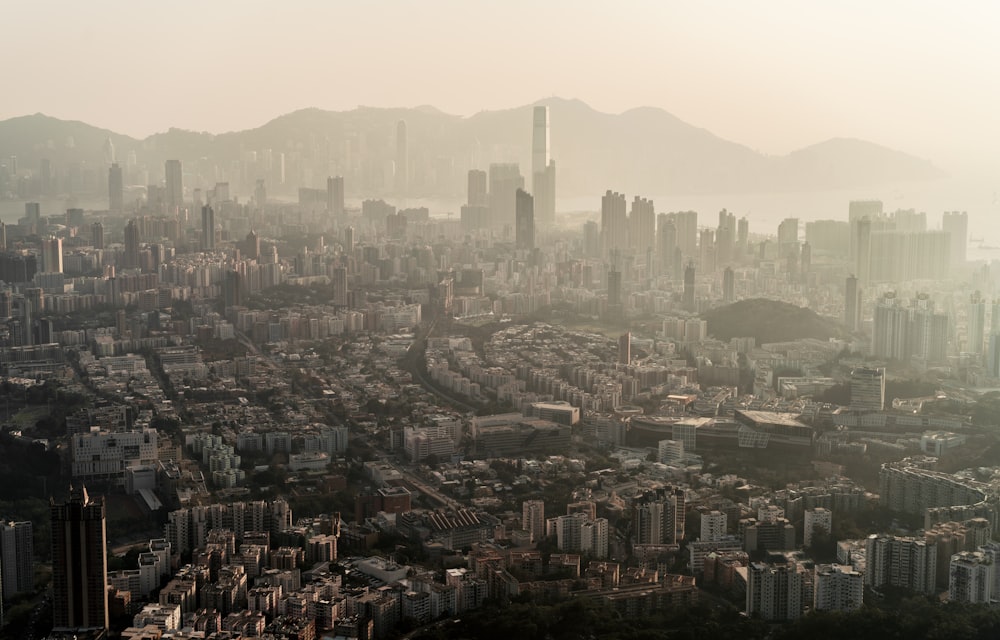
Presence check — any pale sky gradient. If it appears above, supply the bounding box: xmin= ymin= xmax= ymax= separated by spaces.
xmin=5 ymin=1 xmax=999 ymax=175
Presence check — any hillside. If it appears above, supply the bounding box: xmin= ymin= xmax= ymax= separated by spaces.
xmin=702 ymin=299 xmax=845 ymax=344
xmin=0 ymin=98 xmax=945 ymax=197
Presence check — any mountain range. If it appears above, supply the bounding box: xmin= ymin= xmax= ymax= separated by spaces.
xmin=0 ymin=98 xmax=945 ymax=197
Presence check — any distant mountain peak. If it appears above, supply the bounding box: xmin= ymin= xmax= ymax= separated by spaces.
xmin=0 ymin=100 xmax=945 ymax=196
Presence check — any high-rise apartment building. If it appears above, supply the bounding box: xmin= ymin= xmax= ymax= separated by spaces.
xmin=813 ymin=564 xmax=863 ymax=612
xmin=746 ymin=558 xmax=807 ymax=621
xmin=628 ymin=196 xmax=655 ymax=253
xmin=803 ymin=508 xmax=832 ymax=548
xmin=600 ymin=191 xmax=627 ymax=257
xmin=164 ymin=159 xmax=183 ymax=210
xmin=722 ymin=266 xmax=735 ymax=304
xmin=91 ymin=222 xmax=105 ymax=251
xmin=201 ymin=205 xmax=215 ymax=252
xmin=700 ymin=510 xmax=727 ymax=543
xmin=0 ymin=521 xmax=34 ymax=600
xmin=51 ymin=486 xmax=110 ymax=630
xmin=949 ymin=550 xmax=993 ymax=604
xmin=123 ymin=219 xmax=141 ymax=270
xmin=865 ymin=533 xmax=937 ymax=594
xmin=521 ymin=500 xmax=545 ymax=544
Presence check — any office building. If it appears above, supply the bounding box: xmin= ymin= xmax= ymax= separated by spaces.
xmin=165 ymin=159 xmax=183 ymax=210
xmin=327 ymin=176 xmax=345 ymax=216
xmin=850 ymin=367 xmax=885 ymax=411
xmin=844 ymin=275 xmax=861 ymax=332
xmin=531 ymin=106 xmax=556 ymax=227
xmin=813 ymin=564 xmax=863 ymax=612
xmin=202 ymin=205 xmax=215 ymax=251
xmin=41 ymin=236 xmax=62 ymax=274
xmin=515 ymin=188 xmax=535 ymax=251
xmin=0 ymin=521 xmax=34 ymax=600
xmin=51 ymin=485 xmax=110 ymax=630
xmin=395 ymin=120 xmax=408 ymax=195
xmin=600 ymin=191 xmax=628 ymax=257
xmin=108 ymin=163 xmax=124 ymax=211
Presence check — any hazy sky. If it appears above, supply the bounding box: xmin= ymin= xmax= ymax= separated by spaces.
xmin=5 ymin=1 xmax=998 ymax=174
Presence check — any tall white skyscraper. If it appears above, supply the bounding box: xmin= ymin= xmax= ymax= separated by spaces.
xmin=531 ymin=106 xmax=556 ymax=227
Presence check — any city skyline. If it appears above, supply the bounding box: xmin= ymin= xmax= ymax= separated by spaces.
xmin=2 ymin=2 xmax=998 ymax=178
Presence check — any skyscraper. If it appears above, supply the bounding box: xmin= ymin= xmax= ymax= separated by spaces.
xmin=51 ymin=486 xmax=109 ymax=631
xmin=164 ymin=159 xmax=183 ymax=210
xmin=531 ymin=106 xmax=556 ymax=227
xmin=123 ymin=219 xmax=141 ymax=270
xmin=629 ymin=196 xmax=655 ymax=253
xmin=108 ymin=163 xmax=124 ymax=211
xmin=201 ymin=205 xmax=215 ymax=252
xmin=521 ymin=500 xmax=545 ymax=544
xmin=844 ymin=275 xmax=861 ymax=332
xmin=515 ymin=189 xmax=535 ymax=251
xmin=327 ymin=176 xmax=345 ymax=216
xmin=717 ymin=209 xmax=736 ymax=264
xmin=656 ymin=214 xmax=677 ymax=276
xmin=41 ymin=236 xmax=62 ymax=274
xmin=600 ymin=191 xmax=627 ymax=257
xmin=683 ymin=262 xmax=696 ymax=311
xmin=395 ymin=120 xmax=408 ymax=195
xmin=0 ymin=521 xmax=33 ymax=600
xmin=722 ymin=266 xmax=735 ymax=303
xmin=618 ymin=332 xmax=631 ymax=365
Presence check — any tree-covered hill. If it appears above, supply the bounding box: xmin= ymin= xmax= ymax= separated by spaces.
xmin=703 ymin=298 xmax=845 ymax=344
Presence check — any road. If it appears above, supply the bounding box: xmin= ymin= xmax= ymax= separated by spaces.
xmin=403 ymin=318 xmax=479 ymax=414
xmin=388 ymin=461 xmax=464 ymax=511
